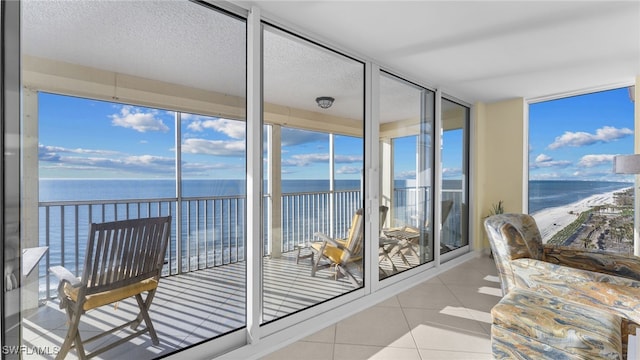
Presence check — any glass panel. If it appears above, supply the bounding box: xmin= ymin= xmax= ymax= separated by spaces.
xmin=379 ymin=72 xmax=434 ymax=279
xmin=529 ymin=88 xmax=634 ymax=253
xmin=20 ymin=1 xmax=246 ymax=357
xmin=440 ymin=99 xmax=470 ymax=255
xmin=180 ymin=114 xmax=246 ymax=270
xmin=262 ymin=25 xmax=365 ymax=323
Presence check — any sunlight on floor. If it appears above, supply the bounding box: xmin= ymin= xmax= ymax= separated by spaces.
xmin=478 ymin=286 xmax=503 ymax=297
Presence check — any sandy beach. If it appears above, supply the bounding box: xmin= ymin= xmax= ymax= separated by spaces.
xmin=531 ymin=187 xmax=632 ymax=242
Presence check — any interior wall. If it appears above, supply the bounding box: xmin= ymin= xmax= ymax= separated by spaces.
xmin=472 ymin=97 xmax=526 ymax=250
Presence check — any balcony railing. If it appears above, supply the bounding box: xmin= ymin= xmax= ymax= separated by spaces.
xmin=37 ymin=189 xmax=361 ymax=300
xmin=36 ymin=187 xmax=462 ymax=300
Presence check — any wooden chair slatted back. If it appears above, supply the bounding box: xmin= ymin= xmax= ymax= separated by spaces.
xmin=342 ymin=209 xmax=364 ymax=263
xmin=81 ymin=216 xmax=171 ymax=295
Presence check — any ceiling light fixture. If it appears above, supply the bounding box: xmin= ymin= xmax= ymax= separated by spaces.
xmin=315 ymin=96 xmax=334 ymax=109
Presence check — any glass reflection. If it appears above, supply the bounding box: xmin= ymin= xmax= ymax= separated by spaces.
xmin=261 ymin=26 xmax=365 ymax=323
xmin=440 ymin=99 xmax=470 ymax=256
xmin=379 ymin=72 xmax=434 ymax=279
xmin=17 ymin=1 xmax=247 ymax=358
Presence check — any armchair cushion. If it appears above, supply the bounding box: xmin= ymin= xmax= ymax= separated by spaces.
xmin=492 ymin=288 xmax=622 ymax=359
xmin=509 ymin=258 xmax=640 ymax=325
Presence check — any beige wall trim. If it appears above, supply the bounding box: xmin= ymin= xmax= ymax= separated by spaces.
xmin=23 ymin=55 xmax=362 ymax=137
xmin=23 ymin=55 xmax=246 ymax=120
xmin=379 ymin=117 xmax=421 ymax=139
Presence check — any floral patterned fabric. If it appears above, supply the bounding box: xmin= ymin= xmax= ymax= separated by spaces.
xmin=492 ymin=288 xmax=622 ymax=359
xmin=484 ymin=213 xmax=640 ymax=295
xmin=484 ymin=213 xmax=640 ymax=358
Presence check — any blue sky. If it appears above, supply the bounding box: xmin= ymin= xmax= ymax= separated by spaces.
xmin=38 ymin=93 xmax=365 ymax=180
xmin=529 ymin=87 xmax=634 ymax=182
xmin=40 ymin=87 xmax=631 ymax=183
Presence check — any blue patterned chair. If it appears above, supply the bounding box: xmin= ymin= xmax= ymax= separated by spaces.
xmin=485 ymin=213 xmax=640 ymax=358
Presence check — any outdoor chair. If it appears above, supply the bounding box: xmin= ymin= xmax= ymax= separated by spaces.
xmin=50 ymin=216 xmax=171 ymax=359
xmin=382 ymin=199 xmax=454 ymax=265
xmin=484 ymin=213 xmax=640 ymax=352
xmin=310 ymin=208 xmax=364 ymax=286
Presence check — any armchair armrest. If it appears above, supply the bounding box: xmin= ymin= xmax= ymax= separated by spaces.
xmin=543 ymin=245 xmax=640 ymax=281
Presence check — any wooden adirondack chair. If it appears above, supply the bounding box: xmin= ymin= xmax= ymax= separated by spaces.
xmin=50 ymin=216 xmax=171 ymax=359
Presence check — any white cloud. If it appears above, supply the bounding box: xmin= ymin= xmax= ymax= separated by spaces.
xmin=39 ymin=143 xmax=236 ymax=177
xmin=335 ymin=154 xmax=363 ymax=163
xmin=48 ymin=154 xmax=175 ymax=175
xmin=336 ymin=166 xmax=361 ymax=175
xmin=531 ymin=153 xmax=571 ymax=168
xmin=187 ymin=118 xmax=245 ymax=139
xmin=282 ymin=153 xmax=329 ymax=167
xmin=548 ymin=126 xmax=632 ymax=150
xmin=529 ymin=172 xmax=560 ymax=180
xmin=577 ymin=154 xmax=615 ymax=168
xmin=181 ymin=138 xmax=245 ymax=156
xmin=442 ymin=167 xmax=462 ymax=178
xmin=535 ymin=154 xmax=552 ymax=162
xmin=39 ymin=144 xmax=121 ymax=161
xmin=181 ymin=162 xmax=241 ymax=175
xmin=110 ymin=106 xmax=169 ymax=133
xmin=396 ymin=170 xmax=416 ymax=180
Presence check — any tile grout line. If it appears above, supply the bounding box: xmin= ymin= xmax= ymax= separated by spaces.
xmin=398 ymin=295 xmax=424 ymax=360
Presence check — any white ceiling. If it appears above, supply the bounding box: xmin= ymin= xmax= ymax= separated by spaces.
xmin=247 ymin=0 xmax=640 ymax=103
xmin=21 ymin=0 xmax=639 ymax=123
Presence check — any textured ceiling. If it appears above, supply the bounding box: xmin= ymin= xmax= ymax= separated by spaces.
xmin=22 ymin=1 xmax=247 ymax=98
xmin=21 ymin=0 xmax=640 ymax=124
xmin=247 ymin=0 xmax=640 ymax=103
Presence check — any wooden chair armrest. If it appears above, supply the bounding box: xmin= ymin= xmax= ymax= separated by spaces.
xmin=49 ymin=265 xmax=81 ymax=287
xmin=313 ymin=232 xmax=345 ymax=250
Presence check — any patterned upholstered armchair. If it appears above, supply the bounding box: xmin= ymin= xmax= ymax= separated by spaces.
xmin=484 ymin=213 xmax=640 ymax=326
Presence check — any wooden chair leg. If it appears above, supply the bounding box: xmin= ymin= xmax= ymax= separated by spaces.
xmin=135 ymin=293 xmax=159 ymax=345
xmin=130 ymin=289 xmax=157 ymax=330
xmin=75 ymin=329 xmax=87 ymax=360
xmin=56 ymin=306 xmax=84 ymax=360
xmin=337 ymin=265 xmax=361 ymax=287
xmin=310 ymin=249 xmax=323 ymax=277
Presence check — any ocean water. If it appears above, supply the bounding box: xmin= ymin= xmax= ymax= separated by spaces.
xmin=528 ymin=180 xmax=631 ymax=214
xmin=39 ymin=178 xmax=362 ymax=202
xmin=40 ymin=179 xmax=631 ymax=216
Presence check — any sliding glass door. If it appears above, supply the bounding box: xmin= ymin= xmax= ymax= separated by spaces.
xmin=15 ymin=1 xmax=248 ymax=358
xmin=261 ymin=25 xmax=365 ymax=323
xmin=440 ymin=98 xmax=470 ymax=257
xmin=378 ymin=72 xmax=435 ymax=279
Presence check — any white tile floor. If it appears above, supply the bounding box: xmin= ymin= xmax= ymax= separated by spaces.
xmin=262 ymin=255 xmax=500 ymax=360
xmin=18 ymin=254 xmax=499 ymax=359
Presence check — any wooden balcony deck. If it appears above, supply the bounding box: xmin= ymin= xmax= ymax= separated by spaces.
xmin=20 ymin=251 xmax=362 ymax=359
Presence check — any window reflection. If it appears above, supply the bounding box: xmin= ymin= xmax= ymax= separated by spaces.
xmin=379 ymin=72 xmax=434 ymax=279
xmin=440 ymin=99 xmax=470 ymax=256
xmin=18 ymin=1 xmax=247 ymax=357
xmin=261 ymin=25 xmax=365 ymax=323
